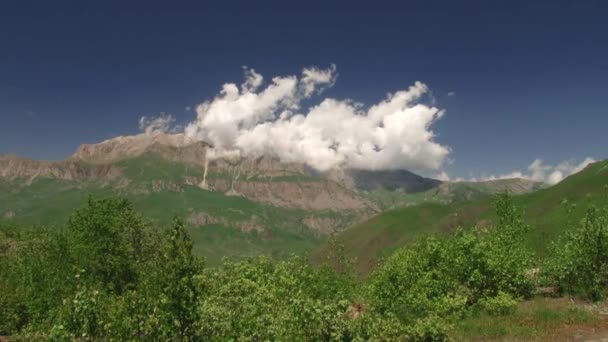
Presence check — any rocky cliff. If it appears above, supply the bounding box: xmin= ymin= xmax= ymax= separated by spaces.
xmin=0 ymin=154 xmax=122 ymax=184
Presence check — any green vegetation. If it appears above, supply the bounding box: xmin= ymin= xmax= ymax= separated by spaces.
xmin=0 ymin=153 xmax=549 ymax=269
xmin=1 ymin=154 xmax=371 ymax=264
xmin=0 ymin=180 xmax=326 ymax=264
xmin=3 ymin=192 xmax=608 ymax=340
xmin=452 ymin=298 xmax=597 ymax=341
xmin=364 ymin=179 xmax=543 ymax=210
xmin=117 ymin=154 xmax=204 ymax=182
xmin=544 ymin=205 xmax=608 ymax=300
xmin=319 ymin=160 xmax=608 ymax=275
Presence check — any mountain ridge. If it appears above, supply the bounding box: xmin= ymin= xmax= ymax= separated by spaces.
xmin=3 ymin=132 xmax=544 ymax=195
xmin=1 ymin=132 xmax=546 ymax=262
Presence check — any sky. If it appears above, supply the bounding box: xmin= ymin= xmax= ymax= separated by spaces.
xmin=1 ymin=0 xmax=607 ymax=182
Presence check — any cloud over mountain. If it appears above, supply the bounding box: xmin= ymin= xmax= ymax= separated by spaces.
xmin=178 ymin=65 xmax=449 ymax=172
xmin=474 ymin=157 xmax=596 ymax=185
xmin=139 ymin=114 xmax=177 ymax=134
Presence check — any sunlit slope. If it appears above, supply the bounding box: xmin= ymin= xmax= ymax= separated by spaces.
xmin=316 ymin=160 xmax=608 ymax=275
xmin=0 ymin=154 xmax=350 ymax=264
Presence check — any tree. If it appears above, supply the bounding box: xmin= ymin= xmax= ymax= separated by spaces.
xmin=157 ymin=217 xmax=202 ymax=340
xmin=65 ymin=196 xmax=154 ymax=293
xmin=546 ymin=205 xmax=608 ymax=300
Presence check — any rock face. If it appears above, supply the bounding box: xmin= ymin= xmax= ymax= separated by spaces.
xmin=207 ymin=178 xmax=375 ymax=211
xmin=71 ymin=132 xmax=201 ymax=164
xmin=0 ymin=154 xmax=122 ymax=184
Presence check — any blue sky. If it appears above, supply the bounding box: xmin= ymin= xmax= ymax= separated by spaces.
xmin=1 ymin=0 xmax=606 ymax=181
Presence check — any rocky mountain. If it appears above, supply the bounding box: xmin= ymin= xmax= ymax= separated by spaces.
xmin=70 ymin=132 xmax=201 ymax=164
xmin=0 ymin=154 xmax=122 ymax=184
xmin=0 ymin=132 xmax=544 ymax=262
xmin=324 ymin=168 xmax=441 ymax=193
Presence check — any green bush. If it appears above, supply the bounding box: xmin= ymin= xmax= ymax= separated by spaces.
xmin=367 ymin=237 xmax=468 ymax=323
xmin=545 ymin=205 xmax=608 ymax=300
xmin=366 ymin=193 xmax=533 ymax=338
xmin=451 ymin=193 xmax=534 ymax=301
xmin=0 ymin=193 xmax=552 ymax=340
xmin=64 ymin=197 xmax=158 ymax=294
xmin=477 ymin=291 xmax=518 ymax=316
xmin=197 ymin=256 xmax=355 ymax=340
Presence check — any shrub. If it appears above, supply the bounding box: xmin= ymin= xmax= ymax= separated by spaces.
xmin=0 ymin=193 xmax=538 ymax=340
xmin=545 ymin=205 xmax=608 ymax=300
xmin=367 ymin=237 xmax=468 ymax=323
xmin=407 ymin=315 xmax=451 ymax=342
xmin=197 ymin=255 xmax=356 ymax=340
xmin=477 ymin=291 xmax=518 ymax=316
xmin=366 ymin=193 xmax=533 ymax=336
xmin=64 ymin=197 xmax=157 ymax=294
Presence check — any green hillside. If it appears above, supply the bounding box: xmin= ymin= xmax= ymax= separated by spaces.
xmin=0 ymin=154 xmax=362 ymax=264
xmin=1 ymin=150 xmax=546 ymax=265
xmin=315 ymin=160 xmax=608 ymax=275
xmin=364 ymin=178 xmax=544 ymax=210
xmin=1 ymin=179 xmax=328 ymax=264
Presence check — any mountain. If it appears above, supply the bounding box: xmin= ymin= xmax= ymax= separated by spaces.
xmin=0 ymin=132 xmax=543 ymax=262
xmin=313 ymin=160 xmax=608 ymax=275
xmin=0 ymin=154 xmax=122 ymax=183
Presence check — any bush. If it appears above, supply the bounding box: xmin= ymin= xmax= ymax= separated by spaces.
xmin=64 ymin=197 xmax=158 ymax=294
xmin=477 ymin=292 xmax=518 ymax=316
xmin=367 ymin=237 xmax=469 ymax=323
xmin=366 ymin=193 xmax=533 ymax=336
xmin=545 ymin=205 xmax=608 ymax=300
xmin=407 ymin=315 xmax=451 ymax=342
xmin=0 ymin=193 xmax=539 ymax=340
xmin=197 ymin=255 xmax=356 ymax=340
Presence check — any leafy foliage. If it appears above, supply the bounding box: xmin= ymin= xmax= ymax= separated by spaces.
xmin=476 ymin=291 xmax=518 ymax=316
xmin=64 ymin=196 xmax=156 ymax=293
xmin=2 ymin=192 xmax=607 ymax=340
xmin=367 ymin=194 xmax=533 ymax=321
xmin=545 ymin=205 xmax=608 ymax=300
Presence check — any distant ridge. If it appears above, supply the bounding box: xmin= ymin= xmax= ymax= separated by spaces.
xmin=0 ymin=131 xmax=548 ymax=263
xmin=312 ymin=159 xmax=608 ymax=275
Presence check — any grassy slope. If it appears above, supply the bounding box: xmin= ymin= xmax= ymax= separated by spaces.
xmin=1 ymin=181 xmax=325 ymax=264
xmin=316 ymin=160 xmax=608 ymax=275
xmin=0 ymin=155 xmax=336 ymax=264
xmin=365 ymin=179 xmax=544 ymax=210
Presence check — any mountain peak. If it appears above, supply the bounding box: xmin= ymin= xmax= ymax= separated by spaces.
xmin=70 ymin=132 xmax=204 ymax=164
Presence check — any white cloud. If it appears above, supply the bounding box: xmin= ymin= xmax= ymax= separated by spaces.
xmin=241 ymin=66 xmax=264 ymax=93
xmin=435 ymin=171 xmax=451 ymax=181
xmin=447 ymin=91 xmax=456 ymax=97
xmin=184 ymin=65 xmax=449 ymax=172
xmin=138 ymin=114 xmax=176 ymax=134
xmin=474 ymin=157 xmax=596 ymax=185
xmin=300 ymin=64 xmax=337 ymax=97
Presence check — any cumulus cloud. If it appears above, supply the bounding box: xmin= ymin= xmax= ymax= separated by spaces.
xmin=435 ymin=171 xmax=451 ymax=181
xmin=475 ymin=157 xmax=596 ymax=185
xmin=300 ymin=64 xmax=337 ymax=97
xmin=183 ymin=65 xmax=449 ymax=172
xmin=139 ymin=114 xmax=176 ymax=134
xmin=241 ymin=67 xmax=264 ymax=93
